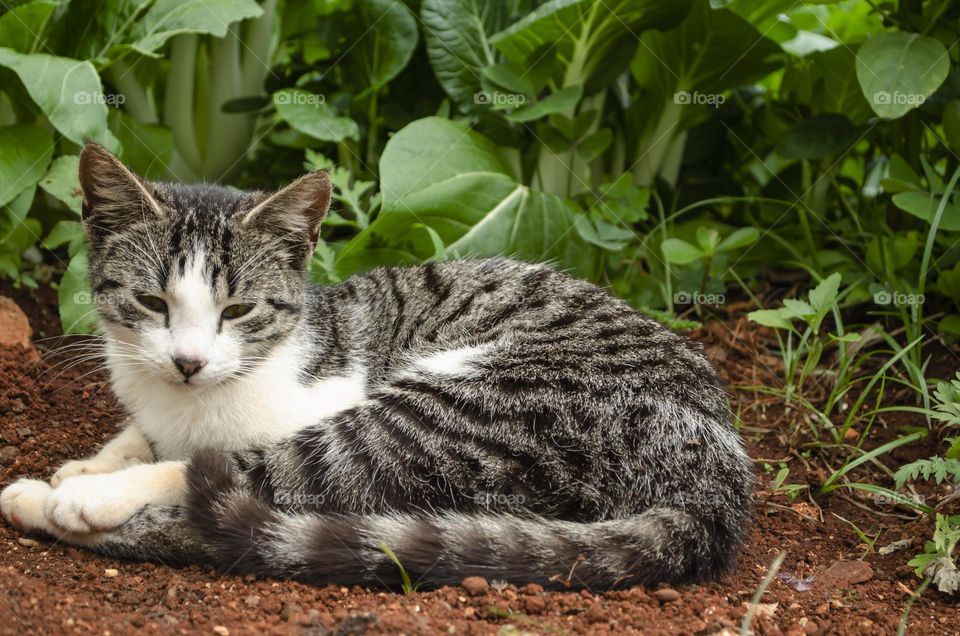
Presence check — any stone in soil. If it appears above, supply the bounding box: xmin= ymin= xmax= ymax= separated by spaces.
xmin=0 ymin=296 xmax=33 ymax=350
xmin=461 ymin=576 xmax=489 ymax=596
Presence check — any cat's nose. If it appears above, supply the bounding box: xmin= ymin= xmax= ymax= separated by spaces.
xmin=173 ymin=357 xmax=207 ymax=379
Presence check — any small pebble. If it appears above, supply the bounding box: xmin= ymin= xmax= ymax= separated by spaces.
xmin=17 ymin=538 xmax=39 ymax=548
xmin=103 ymin=568 xmax=119 ymax=578
xmin=653 ymin=588 xmax=681 ymax=603
xmin=213 ymin=627 xmax=230 ymax=636
xmin=461 ymin=576 xmax=489 ymax=596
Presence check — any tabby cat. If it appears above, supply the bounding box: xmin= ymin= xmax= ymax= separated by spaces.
xmin=0 ymin=143 xmax=753 ymax=589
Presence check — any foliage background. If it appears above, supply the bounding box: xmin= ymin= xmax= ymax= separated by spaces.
xmin=2 ymin=0 xmax=960 ymax=593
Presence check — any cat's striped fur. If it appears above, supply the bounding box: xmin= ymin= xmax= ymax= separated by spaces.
xmin=1 ymin=143 xmax=753 ymax=590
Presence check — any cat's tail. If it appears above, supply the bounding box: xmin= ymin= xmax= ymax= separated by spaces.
xmin=185 ymin=450 xmax=745 ymax=590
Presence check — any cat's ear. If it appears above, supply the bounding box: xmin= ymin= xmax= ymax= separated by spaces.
xmin=240 ymin=171 xmax=331 ymax=248
xmin=78 ymin=142 xmax=164 ymax=231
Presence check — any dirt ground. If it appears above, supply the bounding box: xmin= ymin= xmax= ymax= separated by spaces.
xmin=1 ymin=284 xmax=959 ymax=635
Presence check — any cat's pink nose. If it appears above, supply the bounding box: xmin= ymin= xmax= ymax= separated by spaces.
xmin=173 ymin=357 xmax=206 ymax=379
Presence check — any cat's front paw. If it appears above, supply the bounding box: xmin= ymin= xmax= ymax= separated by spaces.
xmin=44 ymin=473 xmax=144 ymax=533
xmin=51 ymin=457 xmax=128 ymax=487
xmin=1 ymin=478 xmax=53 ymax=532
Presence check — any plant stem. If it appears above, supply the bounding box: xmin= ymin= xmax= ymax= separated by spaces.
xmin=164 ymin=35 xmax=204 ymax=179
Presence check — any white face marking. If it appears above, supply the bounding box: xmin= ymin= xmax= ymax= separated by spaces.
xmin=132 ymin=250 xmax=246 ymax=387
xmin=413 ymin=345 xmax=491 ymax=376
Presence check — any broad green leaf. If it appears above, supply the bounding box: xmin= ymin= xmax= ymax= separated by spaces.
xmin=716 ymin=226 xmax=759 ymax=252
xmin=748 ymin=308 xmax=794 ymax=330
xmin=0 ymin=49 xmax=115 ymax=147
xmin=892 ymin=192 xmax=960 ymax=232
xmin=378 ymin=117 xmax=515 ymax=209
xmin=421 ymin=0 xmax=515 ymax=108
xmin=39 ymin=155 xmax=82 ymax=214
xmin=130 ymin=0 xmax=263 ymax=57
xmin=777 ymin=114 xmax=859 ymax=160
xmin=808 ymin=272 xmax=841 ymax=312
xmin=881 ymin=154 xmax=922 ymax=193
xmin=660 ymin=238 xmax=704 ymax=264
xmin=0 ymin=0 xmax=59 ymax=54
xmin=357 ymin=117 xmax=595 ymax=276
xmin=506 ymin=85 xmax=583 ymax=122
xmin=493 ymin=0 xmax=693 ymax=93
xmin=856 ymin=32 xmax=950 ymax=119
xmin=58 ymin=248 xmax=98 ymax=335
xmin=274 ymin=89 xmax=360 ymax=143
xmin=346 ymin=0 xmax=417 ymax=92
xmin=695 ymin=226 xmax=720 ymax=253
xmin=43 ymin=220 xmax=86 ymax=258
xmin=0 ymin=186 xmax=36 ymax=245
xmin=0 ymin=125 xmax=52 ymax=208
xmin=632 ymin=1 xmax=781 ymax=96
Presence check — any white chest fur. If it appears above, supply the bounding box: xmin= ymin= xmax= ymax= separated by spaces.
xmin=107 ymin=338 xmax=367 ymax=460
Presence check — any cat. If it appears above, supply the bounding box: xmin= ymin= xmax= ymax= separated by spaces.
xmin=0 ymin=142 xmax=754 ymax=590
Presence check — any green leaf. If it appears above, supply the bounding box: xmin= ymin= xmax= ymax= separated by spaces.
xmin=493 ymin=0 xmax=693 ymax=93
xmin=716 ymin=226 xmax=759 ymax=252
xmin=39 ymin=155 xmax=82 ymax=214
xmin=881 ymin=153 xmax=922 ymax=193
xmin=0 ymin=0 xmax=59 ymax=54
xmin=660 ymin=238 xmax=704 ymax=264
xmin=748 ymin=308 xmax=794 ymax=331
xmin=58 ymin=248 xmax=98 ymax=335
xmin=856 ymin=32 xmax=950 ymax=119
xmin=892 ymin=192 xmax=960 ymax=231
xmin=421 ymin=0 xmax=514 ymax=108
xmin=378 ymin=117 xmax=515 ymax=209
xmin=0 ymin=186 xmax=36 ymax=246
xmin=0 ymin=49 xmax=115 ymax=147
xmin=130 ymin=0 xmax=263 ymax=57
xmin=0 ymin=125 xmax=52 ymax=208
xmin=274 ymin=89 xmax=360 ymax=143
xmin=346 ymin=0 xmax=417 ymax=92
xmin=43 ymin=220 xmax=86 ymax=257
xmin=357 ymin=117 xmax=595 ymax=277
xmin=808 ymin=272 xmax=842 ymax=312
xmin=109 ymin=110 xmax=174 ymax=180
xmin=506 ymin=85 xmax=583 ymax=122
xmin=944 ymin=101 xmax=960 ymax=156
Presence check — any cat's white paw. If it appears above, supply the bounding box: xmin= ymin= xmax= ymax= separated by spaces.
xmin=51 ymin=457 xmax=128 ymax=487
xmin=1 ymin=478 xmax=53 ymax=532
xmin=44 ymin=473 xmax=145 ymax=533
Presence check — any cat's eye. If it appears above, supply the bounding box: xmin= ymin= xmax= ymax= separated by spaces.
xmin=135 ymin=294 xmax=168 ymax=314
xmin=221 ymin=303 xmax=255 ymax=320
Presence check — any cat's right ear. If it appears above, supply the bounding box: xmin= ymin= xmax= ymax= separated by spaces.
xmin=78 ymin=142 xmax=164 ymax=233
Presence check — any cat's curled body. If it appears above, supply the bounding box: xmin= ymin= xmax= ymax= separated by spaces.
xmin=0 ymin=143 xmax=754 ymax=590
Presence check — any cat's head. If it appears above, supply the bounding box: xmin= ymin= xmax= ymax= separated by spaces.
xmin=77 ymin=143 xmax=331 ymax=388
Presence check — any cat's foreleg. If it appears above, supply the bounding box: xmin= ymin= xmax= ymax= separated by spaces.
xmin=43 ymin=460 xmax=187 ymax=534
xmin=50 ymin=423 xmax=154 ymax=487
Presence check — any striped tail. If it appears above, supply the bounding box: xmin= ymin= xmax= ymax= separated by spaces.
xmin=185 ymin=450 xmax=743 ymax=590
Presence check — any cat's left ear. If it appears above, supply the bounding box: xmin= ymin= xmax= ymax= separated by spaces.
xmin=241 ymin=171 xmax=331 ymax=250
